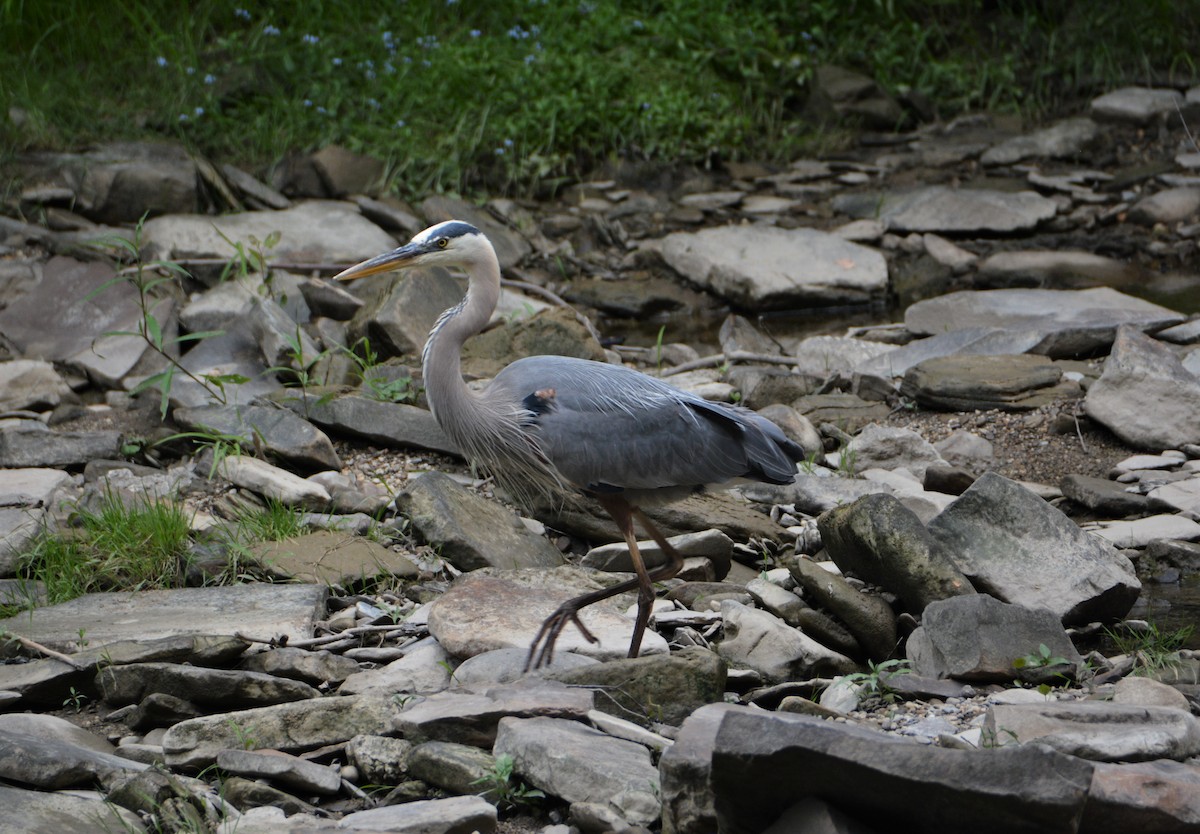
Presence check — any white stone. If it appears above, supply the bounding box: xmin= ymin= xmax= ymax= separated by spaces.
xmin=1085 ymin=514 xmax=1200 ymax=548
xmin=215 ymin=455 xmax=330 ymax=510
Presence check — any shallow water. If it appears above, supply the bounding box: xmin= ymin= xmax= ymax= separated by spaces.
xmin=1133 ymin=575 xmax=1200 ymax=650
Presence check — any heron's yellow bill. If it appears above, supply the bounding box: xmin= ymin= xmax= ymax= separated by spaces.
xmin=333 ymin=244 xmax=421 ymax=282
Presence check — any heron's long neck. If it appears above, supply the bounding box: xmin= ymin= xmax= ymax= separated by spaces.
xmin=421 ymin=252 xmax=501 ymax=428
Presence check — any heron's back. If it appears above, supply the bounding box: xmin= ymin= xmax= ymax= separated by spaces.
xmin=490 ymin=355 xmax=804 ymax=503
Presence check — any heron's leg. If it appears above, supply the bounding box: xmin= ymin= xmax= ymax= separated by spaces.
xmin=594 ymin=495 xmax=656 ymax=658
xmin=525 ymin=496 xmax=682 ymax=670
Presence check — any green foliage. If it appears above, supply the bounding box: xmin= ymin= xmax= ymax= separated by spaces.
xmin=1013 ymin=642 xmax=1072 ymax=671
xmin=841 ymin=658 xmax=912 ymax=703
xmin=227 ymin=497 xmax=308 ymax=543
xmin=63 ymin=686 xmax=88 ymax=713
xmin=344 ymin=338 xmax=421 ymax=404
xmin=89 ymin=220 xmax=239 ymax=417
xmin=471 ymin=753 xmax=545 ymax=812
xmin=19 ymin=493 xmax=193 ymax=605
xmin=1105 ymin=623 xmax=1193 ymax=676
xmin=3 ymin=2 xmax=1193 ymax=196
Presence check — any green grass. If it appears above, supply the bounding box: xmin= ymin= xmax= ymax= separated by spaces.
xmin=1104 ymin=622 xmax=1194 ymax=675
xmin=226 ymin=497 xmax=309 ymax=543
xmin=1 ymin=2 xmax=1196 ymax=196
xmin=17 ymin=493 xmax=194 ymax=605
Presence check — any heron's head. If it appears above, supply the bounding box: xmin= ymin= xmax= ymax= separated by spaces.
xmin=334 ymin=220 xmax=487 ymax=282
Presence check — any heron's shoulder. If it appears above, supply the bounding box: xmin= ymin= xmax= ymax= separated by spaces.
xmin=498 ymin=355 xmax=684 ymax=392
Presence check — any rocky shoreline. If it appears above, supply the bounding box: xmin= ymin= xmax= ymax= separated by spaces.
xmin=1 ymin=80 xmax=1200 ymax=832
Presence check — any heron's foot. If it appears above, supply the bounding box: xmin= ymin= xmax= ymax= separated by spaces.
xmin=524 ymin=602 xmax=599 ymax=672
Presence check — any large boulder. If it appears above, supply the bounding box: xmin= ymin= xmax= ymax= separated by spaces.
xmin=1084 ymin=325 xmax=1200 ymax=450
xmin=905 ymin=595 xmax=1082 ymax=682
xmin=819 ymin=493 xmax=973 ymax=614
xmin=926 ymin=473 xmax=1140 ymax=624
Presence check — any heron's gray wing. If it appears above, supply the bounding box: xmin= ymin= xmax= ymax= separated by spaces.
xmin=492 ymin=356 xmax=801 ymax=493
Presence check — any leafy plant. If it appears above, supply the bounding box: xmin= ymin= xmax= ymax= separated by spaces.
xmin=344 ymin=338 xmax=421 ymax=404
xmin=839 ymin=658 xmax=912 ymax=703
xmin=225 ymin=719 xmax=257 ymax=751
xmin=89 ymin=220 xmax=242 ymax=416
xmin=63 ymin=686 xmax=88 ymax=712
xmin=471 ymin=754 xmax=545 ymax=812
xmin=1013 ymin=643 xmax=1072 ymax=671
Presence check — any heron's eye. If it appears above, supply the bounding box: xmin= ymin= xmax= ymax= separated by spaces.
xmin=436 ymin=237 xmax=449 ymax=249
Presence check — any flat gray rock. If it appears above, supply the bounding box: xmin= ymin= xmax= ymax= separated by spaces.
xmin=0 ymin=783 xmax=147 ymax=833
xmin=427 ymin=567 xmax=668 ymax=661
xmin=905 ymin=288 xmax=1184 ymax=357
xmin=163 ymin=693 xmax=397 ymax=769
xmin=980 ymin=118 xmax=1100 ymax=166
xmin=659 ymin=703 xmax=1094 ymax=834
xmin=168 ymin=324 xmax=280 ymax=408
xmin=1085 ymin=326 xmax=1200 ymax=450
xmin=216 ymin=748 xmax=341 ymax=795
xmin=397 ymin=471 xmax=563 ymax=571
xmin=494 ymin=715 xmax=659 ymax=826
xmin=927 ymin=473 xmax=1140 ymax=624
xmin=283 ymin=393 xmax=458 ymax=455
xmin=901 ymin=354 xmax=1067 ymax=411
xmin=986 ymin=701 xmax=1200 ymax=762
xmin=0 ymin=583 xmax=327 ymax=651
xmin=1128 ymin=186 xmax=1200 ymax=226
xmin=142 ymin=200 xmax=397 ymax=266
xmin=97 ymin=662 xmax=320 ymax=709
xmin=174 ymin=404 xmax=341 ymax=472
xmin=0 ymin=467 xmax=72 ymax=507
xmin=0 ymin=420 xmax=122 ymax=468
xmin=393 ymin=683 xmax=595 ymax=748
xmin=0 ymin=718 xmax=147 ymax=790
xmin=1061 ymin=473 xmax=1161 ymax=517
xmin=855 ymin=327 xmax=1048 ymax=378
xmin=0 ymin=257 xmax=169 ymax=386
xmin=0 ymin=359 xmax=76 ymax=412
xmin=660 ymin=225 xmax=888 ymax=309
xmin=1090 ymin=86 xmax=1184 ymax=123
xmin=338 ymin=637 xmax=452 ymax=696
xmin=833 ymin=186 xmax=1057 ymax=234
xmin=338 ymin=796 xmax=497 ymax=833
xmin=1085 ymin=514 xmax=1200 ymax=548
xmin=975 ymin=250 xmax=1140 ymax=290
xmin=718 ymin=600 xmax=857 ymax=682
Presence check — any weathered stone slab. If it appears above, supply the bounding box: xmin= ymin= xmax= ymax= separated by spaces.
xmin=282 ymin=394 xmax=458 ymax=455
xmin=1090 ymin=86 xmax=1184 ymax=124
xmin=0 ymin=783 xmax=147 ymax=833
xmin=926 ymin=473 xmax=1140 ymax=624
xmin=905 ymin=288 xmax=1184 ymax=358
xmin=163 ymin=693 xmax=397 ymax=769
xmin=142 ymin=200 xmax=397 ymax=267
xmin=1085 ymin=326 xmax=1200 ymax=450
xmin=659 ymin=703 xmax=1094 ymax=834
xmin=397 ymin=471 xmax=563 ymax=572
xmin=392 ymin=683 xmax=594 ymax=747
xmin=495 ymin=715 xmax=660 ymax=826
xmin=174 ymin=404 xmax=341 ymax=472
xmin=249 ymin=530 xmax=419 ymax=587
xmin=427 ymin=568 xmax=668 ymax=661
xmin=901 ymin=354 xmax=1067 ymax=411
xmin=905 ymin=595 xmax=1081 ymax=682
xmin=986 ymin=702 xmax=1200 ymax=762
xmin=980 ymin=118 xmax=1099 ymax=166
xmin=833 ymin=186 xmax=1058 ymax=234
xmin=0 ymin=584 xmax=327 ymax=651
xmin=660 ymin=225 xmax=888 ymax=309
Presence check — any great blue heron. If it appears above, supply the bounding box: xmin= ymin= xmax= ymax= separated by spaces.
xmin=336 ymin=220 xmax=804 ymax=667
